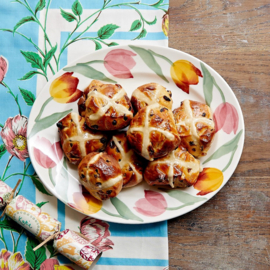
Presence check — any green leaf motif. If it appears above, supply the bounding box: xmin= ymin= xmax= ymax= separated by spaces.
xmin=30 ymin=174 xmax=52 ymax=196
xmin=13 ymin=16 xmax=35 ymax=33
xmin=72 ymin=0 xmax=83 ymax=16
xmin=150 ymin=0 xmax=164 ymax=7
xmin=135 ymin=29 xmax=147 ymax=40
xmin=130 ymin=20 xmax=142 ymax=31
xmin=43 ymin=45 xmax=57 ymax=69
xmin=36 ymin=201 xmax=49 ymax=208
xmin=19 ymin=70 xmax=44 ymax=81
xmin=110 ymin=197 xmax=143 ymax=222
xmin=94 ymin=40 xmax=102 ymax=51
xmin=166 ymin=190 xmax=207 ymax=204
xmin=97 ymin=24 xmax=120 ymax=40
xmin=200 ymin=62 xmax=214 ymax=106
xmin=203 ymin=129 xmax=243 ymax=164
xmin=129 ymin=45 xmax=169 ymax=83
xmin=46 ymin=242 xmax=57 ymax=258
xmin=0 ymin=219 xmax=20 ymax=233
xmin=19 ymin=87 xmax=36 ymax=106
xmin=145 ymin=16 xmax=157 ymax=25
xmin=28 ymin=109 xmax=72 ymax=138
xmin=25 ymin=237 xmax=46 ymax=270
xmin=108 ymin=42 xmax=119 ymax=47
xmin=0 ymin=144 xmax=7 ymax=159
xmin=20 ymin=51 xmax=44 ymax=71
xmin=55 ymin=157 xmax=69 ymax=202
xmin=35 ymin=0 xmax=46 ymax=15
xmin=63 ymin=64 xmax=116 ymax=83
xmin=60 ymin=8 xmax=77 ymax=22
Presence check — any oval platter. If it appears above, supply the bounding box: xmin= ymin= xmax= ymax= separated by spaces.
xmin=27 ymin=45 xmax=245 ymax=224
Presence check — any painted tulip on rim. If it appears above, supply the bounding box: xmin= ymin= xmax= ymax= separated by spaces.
xmin=134 ymin=190 xmax=167 ymax=216
xmin=193 ymin=168 xmax=223 ymax=195
xmin=104 ymin=49 xmax=136 ymax=78
xmin=213 ymin=102 xmax=239 ymax=134
xmin=33 ymin=136 xmax=63 ymax=168
xmin=80 ymin=217 xmax=114 ymax=251
xmin=170 ymin=60 xmax=203 ymax=94
xmin=0 ymin=56 xmax=8 ymax=82
xmin=162 ymin=14 xmax=169 ymax=37
xmin=0 ymin=115 xmax=29 ymax=161
xmin=49 ymin=72 xmax=82 ymax=103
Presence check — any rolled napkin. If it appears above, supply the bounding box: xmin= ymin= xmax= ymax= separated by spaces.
xmin=53 ymin=229 xmax=102 ymax=270
xmin=0 ymin=181 xmax=13 ymax=208
xmin=5 ymin=195 xmax=61 ymax=241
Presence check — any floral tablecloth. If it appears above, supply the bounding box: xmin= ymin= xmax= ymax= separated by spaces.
xmin=0 ymin=0 xmax=169 ymax=269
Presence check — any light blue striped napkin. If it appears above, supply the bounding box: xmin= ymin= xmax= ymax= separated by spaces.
xmin=0 ymin=0 xmax=169 ymax=269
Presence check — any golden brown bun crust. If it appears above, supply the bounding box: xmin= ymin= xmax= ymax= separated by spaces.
xmin=127 ymin=103 xmax=180 ymax=161
xmin=57 ymin=112 xmax=107 ymax=164
xmin=144 ymin=146 xmax=201 ymax=188
xmin=81 ymin=80 xmax=133 ymax=131
xmin=173 ymin=100 xmax=215 ymax=158
xmin=78 ymin=152 xmax=123 ymax=200
xmin=106 ymin=132 xmax=144 ymax=188
xmin=131 ymin=83 xmax=172 ymax=113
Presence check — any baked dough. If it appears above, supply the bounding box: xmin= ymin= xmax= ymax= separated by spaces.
xmin=127 ymin=103 xmax=180 ymax=161
xmin=82 ymin=80 xmax=134 ymax=130
xmin=144 ymin=146 xmax=201 ymax=188
xmin=131 ymin=83 xmax=172 ymax=113
xmin=57 ymin=112 xmax=107 ymax=164
xmin=106 ymin=132 xmax=144 ymax=188
xmin=78 ymin=152 xmax=123 ymax=201
xmin=173 ymin=100 xmax=215 ymax=157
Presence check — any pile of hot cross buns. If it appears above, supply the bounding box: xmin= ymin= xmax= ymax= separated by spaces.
xmin=56 ymin=80 xmax=216 ymax=201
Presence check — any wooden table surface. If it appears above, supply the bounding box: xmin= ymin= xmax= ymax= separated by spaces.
xmin=168 ymin=1 xmax=270 ymax=269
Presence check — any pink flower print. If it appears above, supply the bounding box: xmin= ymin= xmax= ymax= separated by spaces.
xmin=0 ymin=249 xmax=31 ymax=270
xmin=0 ymin=115 xmax=29 ymax=161
xmin=0 ymin=56 xmax=8 ymax=82
xmin=33 ymin=137 xmax=63 ymax=168
xmin=15 ymin=195 xmax=41 ymax=216
xmin=213 ymin=102 xmax=239 ymax=134
xmin=40 ymin=258 xmax=75 ymax=270
xmin=134 ymin=190 xmax=167 ymax=217
xmin=80 ymin=217 xmax=114 ymax=252
xmin=104 ymin=49 xmax=136 ymax=79
xmin=80 ymin=245 xmax=101 ymax=262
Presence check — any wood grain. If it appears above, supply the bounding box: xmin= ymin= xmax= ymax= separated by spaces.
xmin=168 ymin=1 xmax=270 ymax=269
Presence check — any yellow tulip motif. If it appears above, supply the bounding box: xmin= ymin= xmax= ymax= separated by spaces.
xmin=193 ymin=168 xmax=224 ymax=195
xmin=170 ymin=60 xmax=203 ymax=94
xmin=162 ymin=14 xmax=169 ymax=37
xmin=49 ymin=72 xmax=83 ymax=103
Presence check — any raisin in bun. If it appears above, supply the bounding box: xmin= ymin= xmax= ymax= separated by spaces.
xmin=78 ymin=152 xmax=123 ymax=201
xmin=144 ymin=146 xmax=201 ymax=188
xmin=106 ymin=132 xmax=144 ymax=188
xmin=57 ymin=112 xmax=108 ymax=164
xmin=82 ymin=80 xmax=133 ymax=131
xmin=127 ymin=103 xmax=180 ymax=161
xmin=131 ymin=83 xmax=172 ymax=113
xmin=173 ymin=100 xmax=215 ymax=158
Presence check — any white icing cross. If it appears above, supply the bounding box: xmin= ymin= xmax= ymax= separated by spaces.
xmin=132 ymin=84 xmax=164 ymax=107
xmin=66 ymin=112 xmax=103 ymax=157
xmin=85 ymin=153 xmax=122 ymax=190
xmin=128 ymin=103 xmax=175 ymax=161
xmin=112 ymin=136 xmax=142 ymax=181
xmin=87 ymin=88 xmax=133 ymax=121
xmin=175 ymin=100 xmax=215 ymax=144
xmin=150 ymin=150 xmax=201 ymax=188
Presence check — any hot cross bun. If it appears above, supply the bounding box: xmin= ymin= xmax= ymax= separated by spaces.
xmin=106 ymin=132 xmax=144 ymax=188
xmin=173 ymin=100 xmax=215 ymax=157
xmin=57 ymin=112 xmax=108 ymax=164
xmin=80 ymin=80 xmax=134 ymax=131
xmin=78 ymin=152 xmax=123 ymax=201
xmin=127 ymin=103 xmax=180 ymax=161
xmin=144 ymin=146 xmax=201 ymax=188
xmin=131 ymin=83 xmax=172 ymax=113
